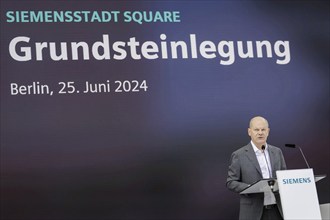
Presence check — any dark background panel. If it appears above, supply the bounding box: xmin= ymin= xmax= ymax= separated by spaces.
xmin=1 ymin=1 xmax=329 ymax=220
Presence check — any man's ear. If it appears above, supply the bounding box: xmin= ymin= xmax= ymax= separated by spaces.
xmin=248 ymin=128 xmax=251 ymax=137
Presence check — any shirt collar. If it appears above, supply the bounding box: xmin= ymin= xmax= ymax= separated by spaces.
xmin=251 ymin=141 xmax=268 ymax=153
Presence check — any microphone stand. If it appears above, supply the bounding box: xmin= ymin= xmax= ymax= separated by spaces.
xmin=262 ymin=145 xmax=274 ymax=192
xmin=268 ymin=180 xmax=275 ymax=192
xmin=285 ymin=144 xmax=311 ymax=169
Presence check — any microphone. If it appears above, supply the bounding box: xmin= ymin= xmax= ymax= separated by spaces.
xmin=261 ymin=145 xmax=272 ymax=177
xmin=285 ymin=144 xmax=310 ymax=168
xmin=261 ymin=145 xmax=274 ymax=191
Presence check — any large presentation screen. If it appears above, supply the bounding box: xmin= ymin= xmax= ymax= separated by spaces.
xmin=1 ymin=1 xmax=329 ymax=219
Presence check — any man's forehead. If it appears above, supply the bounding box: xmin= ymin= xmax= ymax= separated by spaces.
xmin=250 ymin=120 xmax=269 ymax=128
xmin=251 ymin=125 xmax=269 ymax=129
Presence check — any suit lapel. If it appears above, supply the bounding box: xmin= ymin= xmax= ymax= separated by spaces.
xmin=268 ymin=145 xmax=276 ymax=177
xmin=245 ymin=143 xmax=262 ymax=177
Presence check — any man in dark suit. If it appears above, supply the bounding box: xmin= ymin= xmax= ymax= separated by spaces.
xmin=226 ymin=116 xmax=286 ymax=220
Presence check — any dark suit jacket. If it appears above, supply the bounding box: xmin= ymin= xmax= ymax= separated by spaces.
xmin=226 ymin=143 xmax=287 ymax=220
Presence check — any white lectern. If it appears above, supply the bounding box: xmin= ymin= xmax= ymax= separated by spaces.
xmin=239 ymin=169 xmax=326 ymax=220
xmin=277 ymin=169 xmax=324 ymax=220
xmin=240 ymin=178 xmax=277 ymax=194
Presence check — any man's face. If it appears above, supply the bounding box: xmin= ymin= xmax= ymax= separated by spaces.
xmin=248 ymin=119 xmax=269 ymax=148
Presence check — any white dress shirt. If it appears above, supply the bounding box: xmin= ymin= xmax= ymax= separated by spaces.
xmin=251 ymin=141 xmax=276 ymax=205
